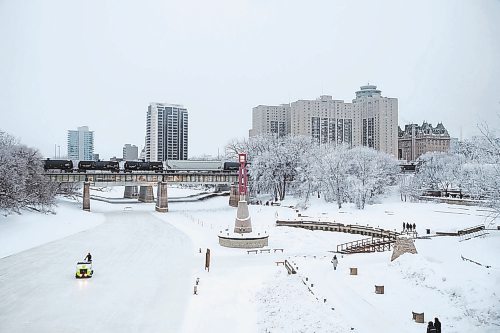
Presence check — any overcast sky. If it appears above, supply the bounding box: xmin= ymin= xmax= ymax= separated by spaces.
xmin=1 ymin=0 xmax=499 ymax=159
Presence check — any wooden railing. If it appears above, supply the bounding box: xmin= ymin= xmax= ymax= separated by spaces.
xmin=276 ymin=220 xmax=399 ymax=239
xmin=284 ymin=260 xmax=296 ymax=274
xmin=457 ymin=224 xmax=485 ymax=236
xmin=336 ymin=237 xmax=396 ymax=254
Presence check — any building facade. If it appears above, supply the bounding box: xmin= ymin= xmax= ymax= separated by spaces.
xmin=123 ymin=144 xmax=138 ymax=160
xmin=250 ymin=104 xmax=291 ymax=138
xmin=146 ymin=103 xmax=188 ymax=162
xmin=398 ymin=122 xmax=450 ymax=161
xmin=250 ymin=85 xmax=399 ymax=156
xmin=67 ymin=126 xmax=94 ymax=161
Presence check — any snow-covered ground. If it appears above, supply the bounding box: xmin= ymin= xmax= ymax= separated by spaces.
xmin=0 ymin=187 xmax=499 ymax=332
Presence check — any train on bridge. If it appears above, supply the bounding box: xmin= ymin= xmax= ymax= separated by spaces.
xmin=43 ymin=159 xmax=240 ymax=174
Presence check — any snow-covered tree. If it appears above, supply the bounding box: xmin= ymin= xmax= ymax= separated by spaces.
xmin=346 ymin=147 xmax=399 ymax=209
xmin=248 ymin=135 xmax=313 ymax=200
xmin=318 ymin=144 xmax=351 ymax=208
xmin=413 ymin=152 xmax=463 ymax=194
xmin=0 ymin=130 xmax=57 ymax=215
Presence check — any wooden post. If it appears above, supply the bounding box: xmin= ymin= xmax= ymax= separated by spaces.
xmin=82 ymin=181 xmax=90 ymax=211
xmin=205 ymin=248 xmax=211 ymax=272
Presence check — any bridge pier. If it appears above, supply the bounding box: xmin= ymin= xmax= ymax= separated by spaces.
xmin=155 ymin=181 xmax=169 ymax=212
xmin=229 ymin=184 xmax=239 ymax=207
xmin=138 ymin=186 xmax=154 ymax=203
xmin=124 ymin=186 xmax=139 ymax=198
xmin=83 ymin=181 xmax=90 ymax=211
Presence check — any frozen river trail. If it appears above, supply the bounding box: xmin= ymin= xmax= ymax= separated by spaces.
xmin=0 ymin=210 xmax=194 ymax=333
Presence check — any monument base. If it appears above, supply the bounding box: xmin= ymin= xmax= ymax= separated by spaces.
xmin=218 ymin=233 xmax=269 ymax=248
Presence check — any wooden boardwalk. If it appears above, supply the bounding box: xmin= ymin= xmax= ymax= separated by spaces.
xmin=276 ymin=219 xmax=399 ymax=239
xmin=276 ymin=219 xmax=400 ymax=254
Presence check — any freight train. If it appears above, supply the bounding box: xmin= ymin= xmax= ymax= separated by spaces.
xmin=43 ymin=159 xmax=240 ymax=173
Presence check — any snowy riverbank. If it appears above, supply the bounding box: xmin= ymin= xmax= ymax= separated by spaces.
xmin=1 ymin=187 xmax=499 ymax=332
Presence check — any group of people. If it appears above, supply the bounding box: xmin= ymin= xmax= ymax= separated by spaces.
xmin=427 ymin=318 xmax=441 ymax=333
xmin=403 ymin=222 xmax=416 ymax=232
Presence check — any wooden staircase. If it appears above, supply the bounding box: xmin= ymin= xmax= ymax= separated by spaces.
xmin=336 ymin=237 xmax=396 ymax=254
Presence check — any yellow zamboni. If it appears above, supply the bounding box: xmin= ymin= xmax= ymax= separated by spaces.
xmin=75 ymin=261 xmax=93 ymax=279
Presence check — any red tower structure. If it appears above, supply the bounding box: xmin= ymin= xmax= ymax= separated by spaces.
xmin=238 ymin=153 xmax=248 ymax=198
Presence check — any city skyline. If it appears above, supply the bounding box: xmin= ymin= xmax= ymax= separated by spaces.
xmin=1 ymin=0 xmax=499 ymax=159
xmin=251 ymin=84 xmax=398 ymax=156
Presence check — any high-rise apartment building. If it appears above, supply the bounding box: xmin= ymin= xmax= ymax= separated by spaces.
xmin=250 ymin=85 xmax=399 ymax=156
xmin=145 ymin=103 xmax=188 ymax=162
xmin=398 ymin=122 xmax=450 ymax=161
xmin=123 ymin=144 xmax=138 ymax=160
xmin=250 ymin=104 xmax=291 ymax=138
xmin=67 ymin=126 xmax=94 ymax=161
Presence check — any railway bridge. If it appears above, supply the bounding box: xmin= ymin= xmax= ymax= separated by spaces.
xmin=43 ymin=171 xmax=238 ymax=212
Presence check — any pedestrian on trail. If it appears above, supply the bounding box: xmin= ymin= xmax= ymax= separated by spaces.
xmin=413 ymin=223 xmax=416 ymax=231
xmin=331 ymin=255 xmax=339 ymax=270
xmin=434 ymin=318 xmax=441 ymax=333
xmin=427 ymin=321 xmax=437 ymax=333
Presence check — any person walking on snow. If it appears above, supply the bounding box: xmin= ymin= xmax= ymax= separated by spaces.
xmin=331 ymin=255 xmax=339 ymax=270
xmin=84 ymin=252 xmax=92 ymax=263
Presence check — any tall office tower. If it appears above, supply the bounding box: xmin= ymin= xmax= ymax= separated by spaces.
xmin=250 ymin=84 xmax=399 ymax=157
xmin=146 ymin=103 xmax=188 ymax=162
xmin=67 ymin=126 xmax=94 ymax=161
xmin=123 ymin=144 xmax=139 ymax=160
xmin=249 ymin=104 xmax=291 ymax=137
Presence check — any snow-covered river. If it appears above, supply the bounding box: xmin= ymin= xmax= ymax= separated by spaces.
xmin=0 ymin=210 xmax=194 ymax=333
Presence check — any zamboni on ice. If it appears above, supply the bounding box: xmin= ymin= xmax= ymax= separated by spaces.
xmin=75 ymin=261 xmax=93 ymax=279
xmin=76 ymin=252 xmax=93 ymax=278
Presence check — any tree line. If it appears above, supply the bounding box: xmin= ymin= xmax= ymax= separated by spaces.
xmin=226 ymin=135 xmax=399 ymax=209
xmin=226 ymin=129 xmax=499 ymax=216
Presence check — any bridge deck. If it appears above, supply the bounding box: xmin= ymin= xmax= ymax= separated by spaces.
xmin=44 ymin=171 xmax=238 ymax=185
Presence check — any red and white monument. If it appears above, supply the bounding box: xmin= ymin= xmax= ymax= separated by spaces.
xmin=218 ymin=153 xmax=269 ymax=248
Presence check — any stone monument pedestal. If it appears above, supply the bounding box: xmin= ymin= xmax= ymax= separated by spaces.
xmin=219 ymin=199 xmax=268 ymax=248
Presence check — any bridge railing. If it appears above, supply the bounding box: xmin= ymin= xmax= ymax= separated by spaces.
xmin=43 ymin=171 xmax=239 ymax=185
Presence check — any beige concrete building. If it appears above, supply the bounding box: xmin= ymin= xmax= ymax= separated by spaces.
xmin=250 ymin=104 xmax=291 ymax=138
xmin=250 ymin=85 xmax=399 ymax=156
xmin=398 ymin=122 xmax=450 ymax=161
